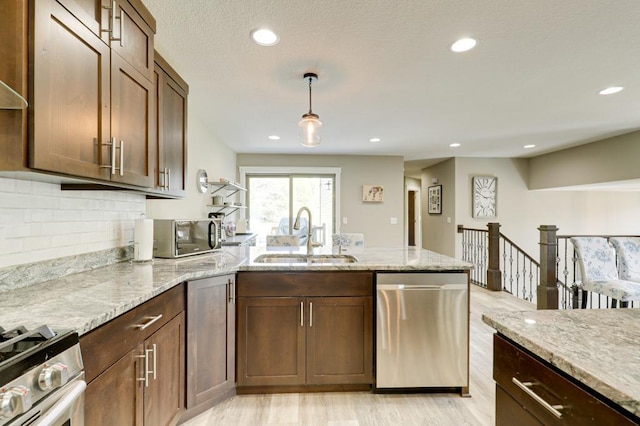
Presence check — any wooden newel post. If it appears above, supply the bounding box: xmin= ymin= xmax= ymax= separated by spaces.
xmin=486 ymin=222 xmax=502 ymax=291
xmin=537 ymin=225 xmax=559 ymax=310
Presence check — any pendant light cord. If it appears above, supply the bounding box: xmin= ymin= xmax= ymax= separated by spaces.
xmin=308 ymin=76 xmax=313 ymax=114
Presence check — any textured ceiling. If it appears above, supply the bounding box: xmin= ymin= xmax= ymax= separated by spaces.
xmin=143 ymin=0 xmax=640 ymax=165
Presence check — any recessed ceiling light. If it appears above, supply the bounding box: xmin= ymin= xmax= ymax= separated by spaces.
xmin=524 ymin=144 xmax=535 ymax=149
xmin=598 ymin=86 xmax=623 ymax=95
xmin=268 ymin=135 xmax=280 ymax=140
xmin=250 ymin=28 xmax=279 ymax=46
xmin=369 ymin=138 xmax=381 ymax=142
xmin=449 ymin=143 xmax=461 ymax=147
xmin=451 ymin=38 xmax=477 ymax=53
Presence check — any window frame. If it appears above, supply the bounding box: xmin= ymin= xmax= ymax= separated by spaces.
xmin=239 ymin=166 xmax=342 ymax=237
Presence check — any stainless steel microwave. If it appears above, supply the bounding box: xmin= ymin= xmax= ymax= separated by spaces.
xmin=153 ymin=219 xmax=223 ymax=258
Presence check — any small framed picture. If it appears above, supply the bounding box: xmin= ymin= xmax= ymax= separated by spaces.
xmin=363 ymin=185 xmax=384 ymax=202
xmin=428 ymin=185 xmax=442 ymax=214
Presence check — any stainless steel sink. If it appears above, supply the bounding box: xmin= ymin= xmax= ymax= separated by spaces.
xmin=253 ymin=254 xmax=358 ymax=264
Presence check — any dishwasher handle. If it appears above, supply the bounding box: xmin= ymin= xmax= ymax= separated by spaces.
xmin=377 ymin=283 xmax=467 ymax=291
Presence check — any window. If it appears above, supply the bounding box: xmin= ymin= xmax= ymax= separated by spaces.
xmin=240 ymin=167 xmax=340 ymax=247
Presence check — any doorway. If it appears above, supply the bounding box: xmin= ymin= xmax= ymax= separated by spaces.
xmin=405 ymin=186 xmax=421 ymax=247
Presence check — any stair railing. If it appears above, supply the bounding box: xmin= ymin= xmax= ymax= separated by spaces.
xmin=458 ymin=223 xmax=539 ymax=304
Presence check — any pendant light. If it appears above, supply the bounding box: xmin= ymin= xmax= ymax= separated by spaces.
xmin=298 ymin=72 xmax=322 ymax=147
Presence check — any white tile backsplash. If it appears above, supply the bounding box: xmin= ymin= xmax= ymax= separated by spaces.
xmin=0 ymin=177 xmax=146 ymax=268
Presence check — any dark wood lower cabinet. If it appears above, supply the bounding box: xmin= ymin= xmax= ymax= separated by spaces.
xmin=186 ymin=275 xmax=236 ymax=409
xmin=82 ymin=285 xmax=185 ymax=426
xmin=237 ymin=297 xmax=306 ymax=387
xmin=494 ymin=333 xmax=639 ymax=425
xmin=236 ymin=272 xmax=374 ymax=391
xmin=306 ymin=296 xmax=372 ymax=385
xmin=85 ymin=346 xmax=144 ymax=426
xmin=144 ymin=313 xmax=185 ymax=426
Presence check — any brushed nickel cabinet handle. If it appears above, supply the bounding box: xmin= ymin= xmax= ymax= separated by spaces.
xmin=100 ymin=137 xmax=117 ymax=175
xmin=300 ymin=301 xmax=304 ymax=327
xmin=151 ymin=343 xmax=157 ymax=381
xmin=119 ymin=140 xmax=124 ymax=176
xmin=135 ymin=314 xmax=163 ymax=330
xmin=512 ymin=377 xmax=563 ymax=418
xmin=110 ymin=0 xmax=123 ymax=46
xmin=309 ymin=302 xmax=313 ymax=327
xmin=166 ymin=168 xmax=170 ymax=190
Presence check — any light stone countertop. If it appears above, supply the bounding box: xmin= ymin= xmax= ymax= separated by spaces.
xmin=1 ymin=246 xmax=471 ymax=337
xmin=482 ymin=309 xmax=640 ymax=418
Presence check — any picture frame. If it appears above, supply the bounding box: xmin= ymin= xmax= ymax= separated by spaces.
xmin=362 ymin=185 xmax=384 ymax=202
xmin=472 ymin=176 xmax=497 ymax=218
xmin=428 ymin=185 xmax=442 ymax=214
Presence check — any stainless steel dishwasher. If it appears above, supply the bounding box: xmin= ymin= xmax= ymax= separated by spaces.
xmin=375 ymin=272 xmax=468 ymax=390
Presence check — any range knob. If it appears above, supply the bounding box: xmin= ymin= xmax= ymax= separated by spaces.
xmin=38 ymin=363 xmax=69 ymax=391
xmin=0 ymin=386 xmax=32 ymax=419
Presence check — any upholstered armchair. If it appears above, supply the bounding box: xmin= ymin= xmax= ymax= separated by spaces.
xmin=609 ymin=237 xmax=640 ymax=283
xmin=570 ymin=237 xmax=640 ymax=308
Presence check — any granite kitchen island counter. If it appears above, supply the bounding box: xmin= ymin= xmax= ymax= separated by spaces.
xmin=0 ymin=246 xmax=471 ymax=336
xmin=483 ymin=308 xmax=640 ymax=419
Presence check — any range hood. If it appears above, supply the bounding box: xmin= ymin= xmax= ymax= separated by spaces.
xmin=0 ymin=80 xmax=27 ymax=109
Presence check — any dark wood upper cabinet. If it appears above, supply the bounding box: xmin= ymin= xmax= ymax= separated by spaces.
xmin=0 ymin=0 xmax=168 ymax=193
xmin=30 ymin=0 xmax=112 ymax=181
xmin=56 ymin=0 xmax=156 ymax=81
xmin=153 ymin=53 xmax=188 ymax=197
xmin=111 ymin=51 xmax=154 ymax=187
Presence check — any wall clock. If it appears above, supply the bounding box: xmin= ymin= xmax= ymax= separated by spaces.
xmin=196 ymin=169 xmax=208 ymax=194
xmin=472 ymin=176 xmax=497 ymax=218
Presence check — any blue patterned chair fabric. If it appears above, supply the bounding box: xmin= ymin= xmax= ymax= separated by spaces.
xmin=609 ymin=237 xmax=640 ymax=283
xmin=266 ymin=235 xmax=300 ymax=247
xmin=332 ymin=233 xmax=364 ymax=253
xmin=570 ymin=236 xmax=640 ymax=302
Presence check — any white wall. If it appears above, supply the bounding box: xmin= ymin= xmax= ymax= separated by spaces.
xmin=146 ymin=113 xmax=237 ymax=219
xmin=421 ymin=158 xmax=457 ymax=256
xmin=452 ymin=157 xmax=640 ymax=260
xmin=237 ymin=154 xmax=405 ymax=247
xmin=0 ymin=177 xmax=145 ymax=268
xmin=529 ymin=131 xmax=640 ymax=189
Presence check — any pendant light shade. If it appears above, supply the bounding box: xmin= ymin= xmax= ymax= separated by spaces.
xmin=298 ymin=73 xmax=322 ymax=147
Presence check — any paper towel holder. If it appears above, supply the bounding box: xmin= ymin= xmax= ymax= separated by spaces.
xmin=131 ymin=214 xmax=155 ymax=264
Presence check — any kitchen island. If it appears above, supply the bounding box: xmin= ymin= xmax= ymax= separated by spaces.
xmin=483 ymin=309 xmax=640 ymax=424
xmin=0 ymin=246 xmax=472 ymax=425
xmin=0 ymin=246 xmax=470 ymax=335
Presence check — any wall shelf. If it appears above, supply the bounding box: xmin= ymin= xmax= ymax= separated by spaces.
xmin=208 ymin=181 xmax=246 ymax=215
xmin=207 ymin=204 xmax=246 ymax=215
xmin=208 ymin=180 xmax=246 ymax=197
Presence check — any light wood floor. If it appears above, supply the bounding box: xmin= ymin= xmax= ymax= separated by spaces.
xmin=181 ymin=286 xmax=534 ymax=426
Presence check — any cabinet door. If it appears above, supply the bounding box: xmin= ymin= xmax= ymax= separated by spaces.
xmin=144 ymin=312 xmax=185 ymax=426
xmin=237 ymin=297 xmax=306 ymax=386
xmin=30 ymin=0 xmax=111 ymax=180
xmin=111 ymin=0 xmax=154 ymax=80
xmin=306 ymin=296 xmax=373 ymax=385
xmin=85 ymin=344 xmax=144 ymax=426
xmin=154 ymin=56 xmax=187 ymax=196
xmin=55 ymin=0 xmax=105 ymax=37
xmin=111 ymin=51 xmax=154 ymax=187
xmin=186 ymin=276 xmax=235 ymax=407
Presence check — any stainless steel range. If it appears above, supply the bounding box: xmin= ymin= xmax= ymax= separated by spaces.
xmin=0 ymin=325 xmax=85 ymax=426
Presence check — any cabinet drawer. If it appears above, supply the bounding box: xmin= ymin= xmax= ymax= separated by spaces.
xmin=494 ymin=334 xmax=637 ymax=425
xmin=237 ymin=271 xmax=373 ymax=297
xmin=81 ymin=284 xmax=184 ymax=382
